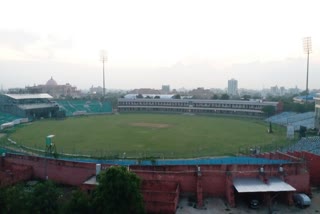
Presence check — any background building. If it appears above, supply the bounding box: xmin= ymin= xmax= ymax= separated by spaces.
xmin=26 ymin=77 xmax=81 ymax=98
xmin=161 ymin=85 xmax=170 ymax=94
xmin=228 ymin=79 xmax=238 ymax=96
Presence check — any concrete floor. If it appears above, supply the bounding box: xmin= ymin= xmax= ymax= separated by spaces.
xmin=176 ymin=188 xmax=320 ymax=214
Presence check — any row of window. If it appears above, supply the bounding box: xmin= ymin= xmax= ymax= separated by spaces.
xmin=118 ymin=107 xmax=263 ymax=116
xmin=118 ymin=101 xmax=267 ymax=110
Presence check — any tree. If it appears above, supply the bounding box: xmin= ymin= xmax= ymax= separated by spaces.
xmin=211 ymin=94 xmax=219 ymax=100
xmin=0 ymin=184 xmax=29 ymax=214
xmin=136 ymin=94 xmax=143 ymax=98
xmin=0 ymin=181 xmax=61 ymax=214
xmin=64 ymin=189 xmax=92 ymax=214
xmin=220 ymin=94 xmax=229 ymax=100
xmin=242 ymin=95 xmax=251 ymax=100
xmin=93 ymin=166 xmax=145 ymax=214
xmin=262 ymin=105 xmax=276 ymax=117
xmin=28 ymin=181 xmax=61 ymax=214
xmin=172 ymin=94 xmax=181 ymax=99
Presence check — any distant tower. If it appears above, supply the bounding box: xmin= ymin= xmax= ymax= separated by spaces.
xmin=228 ymin=79 xmax=238 ymax=96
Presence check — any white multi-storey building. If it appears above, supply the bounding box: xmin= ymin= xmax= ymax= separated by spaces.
xmin=228 ymin=79 xmax=238 ymax=96
xmin=118 ymin=98 xmax=281 ymax=117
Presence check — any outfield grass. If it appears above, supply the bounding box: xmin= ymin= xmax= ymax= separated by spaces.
xmin=8 ymin=114 xmax=289 ymax=158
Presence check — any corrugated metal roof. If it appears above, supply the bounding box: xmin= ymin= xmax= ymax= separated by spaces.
xmin=233 ymin=177 xmax=296 ymax=193
xmin=5 ymin=93 xmax=53 ymax=100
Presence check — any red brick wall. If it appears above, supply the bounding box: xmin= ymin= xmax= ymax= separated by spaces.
xmin=141 ymin=180 xmax=180 ymax=214
xmin=2 ymin=153 xmax=312 ymax=210
xmin=301 ymin=151 xmax=320 ymax=186
xmin=0 ymin=162 xmax=33 ymax=187
xmin=285 ymin=174 xmax=310 ymax=194
xmin=4 ymin=154 xmax=95 ymax=186
xmin=132 ymin=165 xmax=198 ymax=195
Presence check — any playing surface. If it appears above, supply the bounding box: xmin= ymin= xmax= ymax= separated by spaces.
xmin=9 ymin=114 xmax=288 ymax=158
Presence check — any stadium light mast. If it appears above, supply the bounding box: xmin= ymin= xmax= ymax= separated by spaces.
xmin=100 ymin=50 xmax=107 ymax=97
xmin=303 ymin=37 xmax=312 ymax=103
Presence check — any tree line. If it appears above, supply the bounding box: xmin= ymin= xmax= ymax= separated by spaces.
xmin=0 ymin=166 xmax=145 ymax=214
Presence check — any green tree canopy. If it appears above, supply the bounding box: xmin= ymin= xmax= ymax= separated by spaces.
xmin=242 ymin=95 xmax=251 ymax=100
xmin=262 ymin=105 xmax=276 ymax=117
xmin=28 ymin=181 xmax=61 ymax=214
xmin=172 ymin=94 xmax=181 ymax=99
xmin=211 ymin=94 xmax=219 ymax=100
xmin=64 ymin=189 xmax=92 ymax=214
xmin=93 ymin=166 xmax=145 ymax=214
xmin=220 ymin=94 xmax=230 ymax=100
xmin=136 ymin=94 xmax=143 ymax=98
xmin=0 ymin=181 xmax=61 ymax=214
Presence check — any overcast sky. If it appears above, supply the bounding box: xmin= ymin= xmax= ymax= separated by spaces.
xmin=0 ymin=0 xmax=319 ymax=90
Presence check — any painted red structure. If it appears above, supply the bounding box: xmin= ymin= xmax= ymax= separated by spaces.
xmin=1 ymin=153 xmax=316 ymax=214
xmin=287 ymin=151 xmax=320 ymax=186
xmin=141 ymin=180 xmax=180 ymax=213
xmin=0 ymin=156 xmax=32 ymax=187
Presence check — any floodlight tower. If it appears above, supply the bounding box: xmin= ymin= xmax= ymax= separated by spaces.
xmin=100 ymin=50 xmax=107 ymax=97
xmin=303 ymin=37 xmax=312 ymax=103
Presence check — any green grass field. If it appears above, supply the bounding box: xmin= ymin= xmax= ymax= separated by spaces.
xmin=8 ymin=114 xmax=289 ymax=158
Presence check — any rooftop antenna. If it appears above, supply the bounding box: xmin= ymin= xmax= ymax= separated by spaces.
xmin=303 ymin=37 xmax=312 ymax=103
xmin=100 ymin=50 xmax=107 ymax=98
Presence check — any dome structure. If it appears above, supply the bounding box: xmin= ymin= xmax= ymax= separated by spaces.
xmin=46 ymin=77 xmax=58 ymax=86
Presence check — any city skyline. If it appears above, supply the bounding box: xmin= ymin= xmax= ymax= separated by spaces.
xmin=0 ymin=0 xmax=319 ymax=90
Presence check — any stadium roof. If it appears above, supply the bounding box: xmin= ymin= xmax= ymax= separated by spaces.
xmin=233 ymin=177 xmax=296 ymax=193
xmin=17 ymin=104 xmax=57 ymax=110
xmin=5 ymin=93 xmax=53 ymax=100
xmin=124 ymin=94 xmax=174 ymax=99
xmin=293 ymin=95 xmax=314 ymax=101
xmin=119 ymin=97 xmax=278 ymax=105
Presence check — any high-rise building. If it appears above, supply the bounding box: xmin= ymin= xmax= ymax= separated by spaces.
xmin=161 ymin=85 xmax=170 ymax=94
xmin=228 ymin=79 xmax=238 ymax=96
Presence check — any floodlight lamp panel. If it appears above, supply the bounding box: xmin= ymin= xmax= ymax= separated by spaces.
xmin=303 ymin=37 xmax=312 ymax=53
xmin=100 ymin=50 xmax=107 ymax=61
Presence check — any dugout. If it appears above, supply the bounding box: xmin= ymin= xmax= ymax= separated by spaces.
xmin=233 ymin=177 xmax=296 ymax=207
